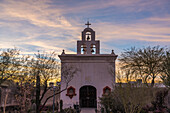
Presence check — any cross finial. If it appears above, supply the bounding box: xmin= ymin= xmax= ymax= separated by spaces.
xmin=85 ymin=21 xmax=91 ymax=28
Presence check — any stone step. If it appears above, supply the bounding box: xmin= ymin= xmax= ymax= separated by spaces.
xmin=80 ymin=108 xmax=97 ymax=113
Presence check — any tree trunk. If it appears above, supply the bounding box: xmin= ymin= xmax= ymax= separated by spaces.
xmin=151 ymin=77 xmax=155 ymax=87
xmin=3 ymin=90 xmax=9 ymax=113
xmin=36 ymin=72 xmax=40 ymax=113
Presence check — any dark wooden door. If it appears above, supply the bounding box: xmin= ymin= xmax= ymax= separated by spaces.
xmin=79 ymin=86 xmax=97 ymax=108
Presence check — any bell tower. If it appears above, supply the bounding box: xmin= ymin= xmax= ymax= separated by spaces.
xmin=59 ymin=22 xmax=118 ymax=113
xmin=77 ymin=21 xmax=100 ymax=54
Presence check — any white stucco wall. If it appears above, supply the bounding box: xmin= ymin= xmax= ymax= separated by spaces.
xmin=59 ymin=54 xmax=117 ymax=109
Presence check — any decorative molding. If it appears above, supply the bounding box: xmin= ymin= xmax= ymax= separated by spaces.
xmin=103 ymin=86 xmax=111 ymax=95
xmin=66 ymin=86 xmax=76 ymax=99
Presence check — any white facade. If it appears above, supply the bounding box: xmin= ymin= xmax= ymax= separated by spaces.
xmin=59 ymin=22 xmax=117 ymax=112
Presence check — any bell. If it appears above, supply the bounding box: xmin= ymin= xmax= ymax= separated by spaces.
xmin=91 ymin=49 xmax=94 ymax=53
xmin=82 ymin=49 xmax=85 ymax=51
xmin=87 ymin=35 xmax=90 ymax=40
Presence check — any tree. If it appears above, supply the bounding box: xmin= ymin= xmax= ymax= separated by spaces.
xmin=25 ymin=51 xmax=59 ymax=113
xmin=116 ymin=65 xmax=134 ymax=83
xmin=7 ymin=54 xmax=36 ymax=113
xmin=119 ymin=47 xmax=143 ymax=82
xmin=23 ymin=51 xmax=78 ymax=113
xmin=119 ymin=46 xmax=165 ymax=86
xmin=161 ymin=50 xmax=170 ymax=87
xmin=14 ymin=77 xmax=35 ymax=113
xmin=0 ymin=48 xmax=78 ymax=112
xmin=0 ymin=48 xmax=21 ymax=86
xmin=100 ymin=83 xmax=155 ymax=113
xmin=1 ymin=80 xmax=13 ymax=113
xmin=99 ymin=93 xmax=125 ymax=113
xmin=143 ymin=89 xmax=169 ymax=113
xmin=40 ymin=63 xmax=78 ymax=112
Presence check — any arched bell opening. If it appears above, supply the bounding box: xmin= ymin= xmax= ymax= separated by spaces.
xmin=85 ymin=32 xmax=91 ymax=41
xmin=91 ymin=44 xmax=96 ymax=54
xmin=81 ymin=44 xmax=87 ymax=54
xmin=79 ymin=85 xmax=97 ymax=108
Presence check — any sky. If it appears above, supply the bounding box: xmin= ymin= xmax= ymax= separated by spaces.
xmin=0 ymin=0 xmax=170 ymax=57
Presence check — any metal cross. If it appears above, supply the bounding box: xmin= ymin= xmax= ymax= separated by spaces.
xmin=85 ymin=21 xmax=91 ymax=28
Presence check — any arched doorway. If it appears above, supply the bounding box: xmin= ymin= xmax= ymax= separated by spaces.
xmin=79 ymin=85 xmax=97 ymax=108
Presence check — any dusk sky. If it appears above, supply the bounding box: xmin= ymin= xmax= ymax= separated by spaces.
xmin=0 ymin=0 xmax=170 ymax=57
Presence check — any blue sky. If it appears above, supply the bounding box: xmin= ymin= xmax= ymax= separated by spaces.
xmin=0 ymin=0 xmax=170 ymax=57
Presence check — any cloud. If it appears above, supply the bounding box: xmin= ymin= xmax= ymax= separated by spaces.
xmin=94 ymin=18 xmax=170 ymax=42
xmin=0 ymin=0 xmax=72 ymax=28
xmin=0 ymin=0 xmax=169 ymax=57
xmin=146 ymin=16 xmax=170 ymax=23
xmin=0 ymin=0 xmax=82 ymax=54
xmin=56 ymin=0 xmax=169 ymax=16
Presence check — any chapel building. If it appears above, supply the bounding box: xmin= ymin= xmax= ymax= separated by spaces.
xmin=58 ymin=22 xmax=118 ymax=112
